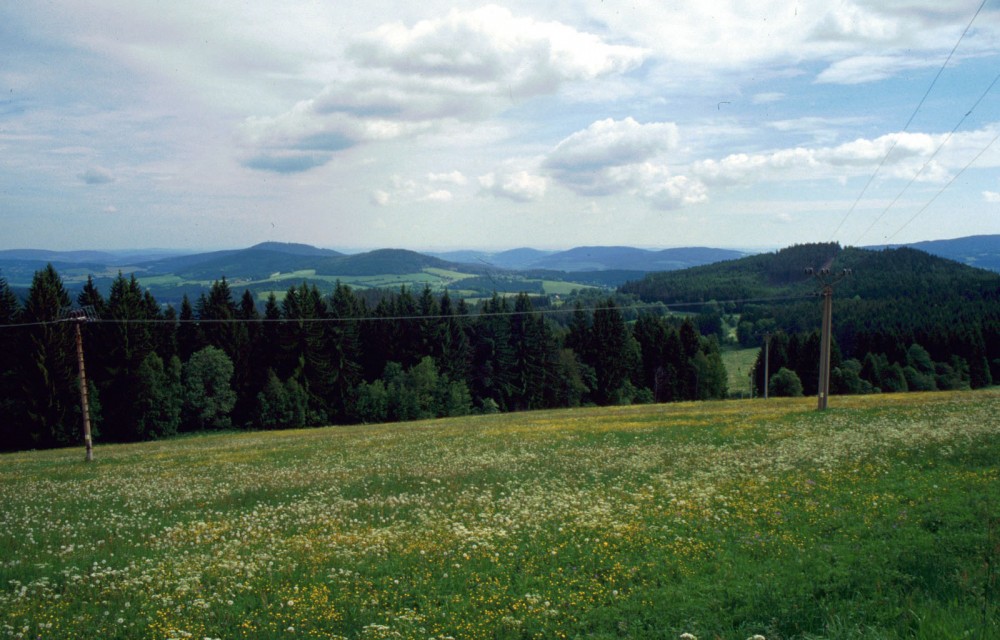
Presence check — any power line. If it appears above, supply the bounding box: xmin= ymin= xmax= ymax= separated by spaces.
xmin=884 ymin=125 xmax=1000 ymax=243
xmin=0 ymin=292 xmax=814 ymax=330
xmin=828 ymin=0 xmax=990 ymax=242
xmin=853 ymin=68 xmax=1000 ymax=245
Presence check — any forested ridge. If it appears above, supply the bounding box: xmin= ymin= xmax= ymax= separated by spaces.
xmin=0 ymin=266 xmax=727 ymax=452
xmin=625 ymin=243 xmax=1000 ymax=398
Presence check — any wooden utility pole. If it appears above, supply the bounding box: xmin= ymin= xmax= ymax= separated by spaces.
xmin=64 ymin=307 xmax=96 ymax=462
xmin=817 ymin=285 xmax=833 ymax=410
xmin=807 ymin=268 xmax=851 ymax=411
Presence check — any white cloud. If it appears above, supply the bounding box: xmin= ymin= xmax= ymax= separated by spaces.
xmin=479 ymin=168 xmax=548 ymax=202
xmin=242 ymin=6 xmax=646 ymax=172
xmin=538 ymin=117 xmax=707 ymax=208
xmin=420 ymin=189 xmax=454 ymax=202
xmin=546 ymin=118 xmax=679 ymax=171
xmin=348 ymin=5 xmax=645 ymax=96
xmin=544 ymin=118 xmax=681 ymax=194
xmin=428 ymin=170 xmax=468 ymax=185
xmin=815 ymin=55 xmax=940 ymax=85
xmin=691 ymin=129 xmax=989 ymax=187
xmin=984 ymin=191 xmax=1000 ymax=203
xmin=371 ymin=190 xmax=391 ymax=206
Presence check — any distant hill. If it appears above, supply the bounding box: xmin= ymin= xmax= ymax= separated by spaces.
xmin=621 ymin=243 xmax=1000 ymax=305
xmin=315 ymin=249 xmax=458 ymax=276
xmin=900 ymin=235 xmax=1000 ymax=273
xmin=487 ymin=248 xmax=558 ymax=270
xmin=0 ymin=249 xmax=123 ymax=263
xmin=140 ymin=243 xmax=346 ymax=279
xmin=428 ymin=245 xmax=745 ymax=272
xmin=530 ymin=246 xmax=747 ymax=272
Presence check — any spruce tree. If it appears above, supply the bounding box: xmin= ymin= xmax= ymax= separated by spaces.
xmin=102 ymin=273 xmax=156 ymax=441
xmin=0 ymin=274 xmax=27 ymax=451
xmin=19 ymin=265 xmax=78 ymax=448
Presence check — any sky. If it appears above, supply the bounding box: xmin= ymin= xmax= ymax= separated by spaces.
xmin=2 ymin=1 xmax=999 ymax=252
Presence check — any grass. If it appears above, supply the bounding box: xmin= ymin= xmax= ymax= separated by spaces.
xmin=2 ymin=390 xmax=998 ymax=639
xmin=721 ymin=346 xmax=761 ymax=398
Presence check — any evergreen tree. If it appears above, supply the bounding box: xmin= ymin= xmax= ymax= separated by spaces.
xmin=135 ymin=353 xmax=183 ymax=439
xmin=589 ymin=298 xmax=639 ymax=405
xmin=231 ymin=289 xmax=262 ymax=427
xmin=19 ymin=265 xmax=79 ymax=448
xmin=101 ymin=273 xmax=157 ymax=441
xmin=198 ymin=278 xmax=247 ymax=364
xmin=553 ymin=348 xmax=592 ymax=408
xmin=693 ymin=336 xmax=728 ymax=400
xmin=183 ymin=346 xmax=237 ymax=431
xmin=633 ymin=313 xmax=667 ymax=395
xmin=509 ymin=293 xmax=550 ymax=410
xmin=279 ymin=283 xmax=333 ymax=424
xmin=0 ymin=274 xmax=27 ymax=451
xmin=676 ymin=319 xmax=702 ymax=400
xmin=469 ymin=294 xmax=516 ymax=409
xmin=436 ymin=290 xmax=472 ymax=385
xmin=326 ymin=282 xmax=364 ymax=422
xmin=259 ymin=293 xmax=283 ymax=378
xmin=177 ymin=295 xmax=200 ymax=361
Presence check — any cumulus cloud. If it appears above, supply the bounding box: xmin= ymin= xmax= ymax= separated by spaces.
xmin=370 ymin=190 xmax=391 ymax=206
xmin=348 ymin=6 xmax=645 ymax=97
xmin=420 ymin=189 xmax=453 ymax=202
xmin=984 ymin=191 xmax=1000 ymax=203
xmin=78 ymin=166 xmax=115 ymax=184
xmin=242 ymin=6 xmax=645 ymax=173
xmin=621 ymin=165 xmax=708 ymax=209
xmin=546 ymin=118 xmax=679 ymax=172
xmin=691 ymin=130 xmax=971 ymax=187
xmin=537 ymin=117 xmax=704 ymax=208
xmin=428 ymin=170 xmax=468 ymax=185
xmin=544 ymin=117 xmax=681 ymax=194
xmin=478 ymin=168 xmax=548 ymax=202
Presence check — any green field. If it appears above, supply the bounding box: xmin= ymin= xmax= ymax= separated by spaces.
xmin=721 ymin=347 xmax=762 ymax=399
xmin=3 ymin=391 xmax=998 ymax=639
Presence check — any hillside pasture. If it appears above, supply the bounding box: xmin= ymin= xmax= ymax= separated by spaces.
xmin=2 ymin=391 xmax=998 ymax=639
xmin=721 ymin=347 xmax=761 ymax=399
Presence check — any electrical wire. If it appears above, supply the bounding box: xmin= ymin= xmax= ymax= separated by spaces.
xmin=884 ymin=125 xmax=1000 ymax=243
xmin=852 ymin=69 xmax=1000 ymax=245
xmin=828 ymin=0 xmax=990 ymax=242
xmin=0 ymin=293 xmax=814 ymax=330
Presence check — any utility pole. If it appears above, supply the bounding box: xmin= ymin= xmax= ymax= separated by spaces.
xmin=62 ymin=306 xmax=97 ymax=462
xmin=806 ymin=267 xmax=851 ymax=411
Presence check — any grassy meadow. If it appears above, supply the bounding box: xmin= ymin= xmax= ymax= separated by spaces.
xmin=2 ymin=390 xmax=998 ymax=639
xmin=720 ymin=348 xmax=760 ymax=399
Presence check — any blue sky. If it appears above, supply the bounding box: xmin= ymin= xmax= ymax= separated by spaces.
xmin=2 ymin=1 xmax=999 ymax=251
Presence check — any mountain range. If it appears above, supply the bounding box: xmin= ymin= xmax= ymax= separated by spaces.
xmin=2 ymin=235 xmax=997 ymax=277
xmin=0 ymin=236 xmax=997 ymax=306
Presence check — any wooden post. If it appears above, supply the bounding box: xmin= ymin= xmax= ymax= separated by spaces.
xmin=817 ymin=285 xmax=833 ymax=411
xmin=73 ymin=318 xmax=94 ymax=462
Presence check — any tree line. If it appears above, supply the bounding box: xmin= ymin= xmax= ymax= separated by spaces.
xmin=0 ymin=266 xmax=728 ymax=452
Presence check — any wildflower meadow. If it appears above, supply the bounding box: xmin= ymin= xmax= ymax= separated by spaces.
xmin=2 ymin=390 xmax=998 ymax=639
